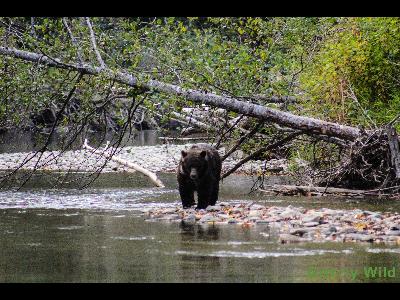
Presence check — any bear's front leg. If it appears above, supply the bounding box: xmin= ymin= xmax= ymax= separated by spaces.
xmin=209 ymin=181 xmax=220 ymax=206
xmin=179 ymin=183 xmax=195 ymax=208
xmin=196 ymin=189 xmax=211 ymax=209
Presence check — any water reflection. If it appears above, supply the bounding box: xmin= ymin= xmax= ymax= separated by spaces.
xmin=180 ymin=223 xmax=220 ymax=242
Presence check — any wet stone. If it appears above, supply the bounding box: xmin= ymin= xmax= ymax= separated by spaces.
xmin=182 ymin=215 xmax=196 ymax=225
xmin=345 ymin=233 xmax=375 ymax=242
xmin=303 ymin=222 xmax=320 ymax=227
xmin=231 ymin=208 xmax=243 ymax=214
xmin=256 ymin=219 xmax=270 ymax=224
xmin=279 ymin=233 xmax=310 ymax=243
xmin=249 ymin=204 xmax=265 ymax=210
xmin=217 ymin=213 xmax=230 ymax=219
xmin=199 ymin=215 xmax=219 ymax=223
xmin=163 ymin=208 xmax=178 ymax=214
xmin=388 ymin=224 xmax=400 ymax=231
xmin=206 ymin=206 xmax=221 ymax=212
xmin=248 ymin=210 xmax=263 ymax=217
xmin=302 ymin=215 xmax=322 ymax=223
xmin=289 ymin=227 xmax=316 ymax=236
xmin=338 ymin=227 xmax=358 ymax=234
xmin=385 ymin=230 xmax=400 ymax=236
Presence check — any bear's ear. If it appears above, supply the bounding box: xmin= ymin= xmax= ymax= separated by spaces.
xmin=181 ymin=150 xmax=188 ymax=158
xmin=200 ymin=150 xmax=207 ymax=158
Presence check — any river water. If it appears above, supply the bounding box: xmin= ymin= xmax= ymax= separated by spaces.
xmin=0 ymin=172 xmax=400 ymax=283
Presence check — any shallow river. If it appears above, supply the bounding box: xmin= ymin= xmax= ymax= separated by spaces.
xmin=0 ymin=172 xmax=399 ymax=282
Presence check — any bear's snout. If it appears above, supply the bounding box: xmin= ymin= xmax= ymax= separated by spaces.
xmin=190 ymin=168 xmax=198 ymax=180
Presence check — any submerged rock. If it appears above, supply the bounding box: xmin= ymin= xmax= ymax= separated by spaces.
xmin=279 ymin=234 xmax=311 ymax=243
xmin=385 ymin=230 xmax=400 ymax=236
xmin=344 ymin=233 xmax=375 ymax=242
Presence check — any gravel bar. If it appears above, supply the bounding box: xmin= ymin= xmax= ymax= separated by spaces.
xmin=0 ymin=144 xmax=288 ymax=175
xmin=143 ymin=203 xmax=400 ymax=244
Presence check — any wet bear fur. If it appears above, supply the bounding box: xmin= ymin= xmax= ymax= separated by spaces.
xmin=177 ymin=144 xmax=222 ymax=209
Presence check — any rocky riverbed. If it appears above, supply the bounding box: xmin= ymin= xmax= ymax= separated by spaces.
xmin=143 ymin=203 xmax=400 ymax=244
xmin=0 ymin=144 xmax=288 ymax=175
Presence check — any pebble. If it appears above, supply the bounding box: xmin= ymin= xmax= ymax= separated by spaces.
xmin=206 ymin=206 xmax=221 ymax=212
xmin=279 ymin=234 xmax=311 ymax=243
xmin=249 ymin=204 xmax=265 ymax=210
xmin=385 ymin=230 xmax=400 ymax=236
xmin=248 ymin=210 xmax=263 ymax=217
xmin=143 ymin=203 xmax=400 ymax=244
xmin=199 ymin=215 xmax=219 ymax=223
xmin=303 ymin=222 xmax=320 ymax=227
xmin=345 ymin=233 xmax=375 ymax=242
xmin=388 ymin=224 xmax=400 ymax=230
xmin=182 ymin=217 xmax=196 ymax=225
xmin=255 ymin=219 xmax=270 ymax=224
xmin=289 ymin=227 xmax=316 ymax=236
xmin=302 ymin=215 xmax=322 ymax=223
xmin=217 ymin=213 xmax=230 ymax=219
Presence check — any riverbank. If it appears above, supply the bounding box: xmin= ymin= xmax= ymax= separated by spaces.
xmin=144 ymin=203 xmax=400 ymax=244
xmin=0 ymin=143 xmax=288 ymax=175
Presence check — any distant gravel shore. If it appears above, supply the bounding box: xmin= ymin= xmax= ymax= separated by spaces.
xmin=0 ymin=144 xmax=288 ymax=175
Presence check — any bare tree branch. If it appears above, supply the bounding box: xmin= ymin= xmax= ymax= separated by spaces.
xmin=85 ymin=17 xmax=106 ymax=69
xmin=62 ymin=17 xmax=84 ymax=65
xmin=221 ymin=131 xmax=302 ymax=179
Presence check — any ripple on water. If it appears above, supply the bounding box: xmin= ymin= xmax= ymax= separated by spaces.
xmin=366 ymin=248 xmax=400 ymax=254
xmin=0 ymin=188 xmax=177 ymax=211
xmin=111 ymin=236 xmax=155 ymax=241
xmin=174 ymin=249 xmax=354 ymax=258
xmin=57 ymin=226 xmax=84 ymax=230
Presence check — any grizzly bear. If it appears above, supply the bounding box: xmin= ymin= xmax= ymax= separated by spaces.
xmin=177 ymin=144 xmax=222 ymax=209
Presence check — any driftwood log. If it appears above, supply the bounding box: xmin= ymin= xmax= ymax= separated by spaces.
xmin=82 ymin=139 xmax=165 ymax=188
xmin=260 ymin=184 xmax=400 ymax=198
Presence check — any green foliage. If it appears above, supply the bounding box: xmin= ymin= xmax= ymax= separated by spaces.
xmin=1 ymin=17 xmax=399 ymax=135
xmin=300 ymin=17 xmax=400 ymax=129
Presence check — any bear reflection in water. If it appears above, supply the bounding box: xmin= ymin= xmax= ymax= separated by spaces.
xmin=180 ymin=222 xmax=220 ymax=241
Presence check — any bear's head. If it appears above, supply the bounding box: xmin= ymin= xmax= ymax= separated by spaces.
xmin=179 ymin=148 xmax=209 ymax=181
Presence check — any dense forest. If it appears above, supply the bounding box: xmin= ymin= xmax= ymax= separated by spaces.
xmin=1 ymin=17 xmax=400 ymax=193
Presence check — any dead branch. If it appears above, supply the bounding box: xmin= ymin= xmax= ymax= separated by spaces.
xmin=221 ymin=122 xmax=264 ymax=161
xmin=85 ymin=17 xmax=106 ymax=69
xmin=82 ymin=139 xmax=165 ymax=188
xmin=62 ymin=17 xmax=84 ymax=65
xmin=259 ymin=184 xmax=385 ymax=197
xmin=221 ymin=131 xmax=302 ymax=179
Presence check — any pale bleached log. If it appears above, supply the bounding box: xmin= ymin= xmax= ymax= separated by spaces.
xmin=82 ymin=139 xmax=165 ymax=188
xmin=259 ymin=184 xmax=379 ymax=197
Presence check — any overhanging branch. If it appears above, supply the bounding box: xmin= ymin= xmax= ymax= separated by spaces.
xmin=0 ymin=46 xmax=362 ymax=141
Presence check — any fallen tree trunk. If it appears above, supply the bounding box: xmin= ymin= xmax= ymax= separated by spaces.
xmin=0 ymin=46 xmax=362 ymax=141
xmin=259 ymin=184 xmax=390 ymax=197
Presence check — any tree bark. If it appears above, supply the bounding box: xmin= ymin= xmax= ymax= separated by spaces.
xmin=0 ymin=46 xmax=362 ymax=141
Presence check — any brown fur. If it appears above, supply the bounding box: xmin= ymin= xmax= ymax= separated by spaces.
xmin=177 ymin=144 xmax=222 ymax=209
